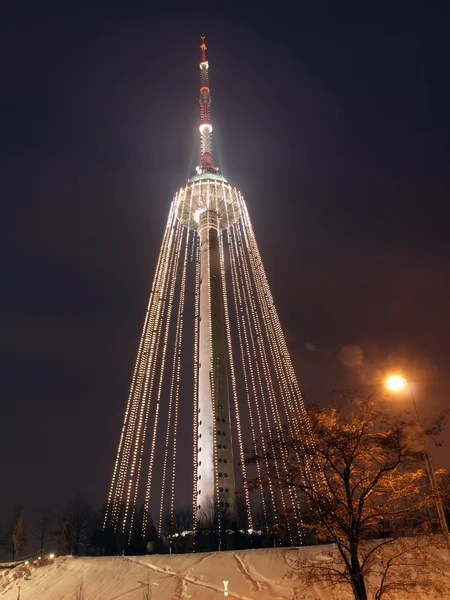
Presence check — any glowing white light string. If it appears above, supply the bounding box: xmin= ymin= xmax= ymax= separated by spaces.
xmin=157 ymin=226 xmax=190 ymax=535
xmin=169 ymin=229 xmax=190 ymax=528
xmin=136 ymin=216 xmax=181 ymax=535
xmin=242 ymin=203 xmax=309 ymax=430
xmin=107 ymin=201 xmax=177 ymax=530
xmin=169 ymin=186 xmax=195 ymax=531
xmin=192 ymin=239 xmax=200 ymax=531
xmin=246 ymin=196 xmax=325 ymax=538
xmin=129 ymin=221 xmax=183 ymax=537
xmin=240 ymin=203 xmax=317 ymax=502
xmin=233 ymin=217 xmax=295 ymax=541
xmin=128 ymin=217 xmax=182 ymax=532
xmin=229 ymin=223 xmax=278 ymax=524
xmin=157 ymin=185 xmax=194 ymax=536
xmin=227 ymin=224 xmax=268 ymax=526
xmin=140 ymin=219 xmax=183 ymax=535
xmin=221 ymin=185 xmax=253 ymax=529
xmin=236 ymin=213 xmax=303 ymax=541
xmin=210 ymin=190 xmax=222 ymax=539
xmin=240 ymin=203 xmax=300 ymax=434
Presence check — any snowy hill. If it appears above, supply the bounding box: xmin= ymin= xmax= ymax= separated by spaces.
xmin=1 ymin=543 xmax=450 ymax=599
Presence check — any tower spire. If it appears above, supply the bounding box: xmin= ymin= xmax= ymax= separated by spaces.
xmin=198 ymin=35 xmax=217 ymax=174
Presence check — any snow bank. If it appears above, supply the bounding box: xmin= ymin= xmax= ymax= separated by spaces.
xmin=1 ymin=543 xmax=449 ymax=599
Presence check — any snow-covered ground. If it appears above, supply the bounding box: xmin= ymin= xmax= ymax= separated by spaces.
xmin=1 ymin=543 xmax=450 ymax=599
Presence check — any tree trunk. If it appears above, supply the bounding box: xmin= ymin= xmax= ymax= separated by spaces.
xmin=350 ymin=550 xmax=368 ymax=600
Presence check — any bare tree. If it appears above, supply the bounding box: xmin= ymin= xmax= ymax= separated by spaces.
xmin=162 ymin=506 xmax=193 ymax=536
xmin=12 ymin=514 xmax=25 ymax=561
xmin=63 ymin=496 xmax=93 ymax=555
xmin=436 ymin=468 xmax=450 ymax=524
xmin=2 ymin=505 xmax=26 ymax=561
xmin=30 ymin=509 xmax=54 ymax=554
xmin=250 ymin=393 xmax=446 ymax=600
xmin=61 ymin=521 xmax=71 ymax=555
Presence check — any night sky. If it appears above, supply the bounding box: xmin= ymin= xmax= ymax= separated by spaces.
xmin=2 ymin=1 xmax=450 ymax=518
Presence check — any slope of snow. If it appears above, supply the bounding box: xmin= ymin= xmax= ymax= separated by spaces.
xmin=1 ymin=543 xmax=449 ymax=599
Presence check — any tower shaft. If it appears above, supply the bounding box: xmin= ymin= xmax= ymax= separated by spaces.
xmin=197 ymin=210 xmax=236 ymax=522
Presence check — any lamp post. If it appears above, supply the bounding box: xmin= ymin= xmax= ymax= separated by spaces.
xmin=386 ymin=376 xmax=450 ymax=557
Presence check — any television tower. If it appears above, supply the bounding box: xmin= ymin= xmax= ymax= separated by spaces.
xmin=104 ymin=36 xmax=315 ymax=543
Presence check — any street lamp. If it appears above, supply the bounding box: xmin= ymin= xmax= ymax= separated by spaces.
xmin=386 ymin=376 xmax=450 ymax=557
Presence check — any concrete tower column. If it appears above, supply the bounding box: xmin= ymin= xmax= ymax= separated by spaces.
xmin=197 ymin=209 xmax=236 ymax=525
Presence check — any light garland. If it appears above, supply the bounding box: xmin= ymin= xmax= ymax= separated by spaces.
xmin=140 ymin=220 xmax=183 ymax=538
xmin=230 ymin=224 xmax=278 ymax=525
xmin=156 ymin=226 xmax=189 ymax=535
xmin=221 ymin=186 xmax=253 ymax=530
xmin=124 ymin=214 xmax=181 ymax=535
xmin=233 ymin=218 xmax=295 ymax=541
xmin=192 ymin=238 xmax=200 ymax=534
xmin=237 ymin=210 xmax=303 ymax=541
xmin=106 ymin=201 xmax=177 ymax=531
xmin=227 ymin=223 xmax=268 ymax=526
xmin=240 ymin=202 xmax=317 ymax=538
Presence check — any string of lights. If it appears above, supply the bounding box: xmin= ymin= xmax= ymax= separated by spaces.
xmin=140 ymin=220 xmax=183 ymax=536
xmin=227 ymin=226 xmax=268 ymax=526
xmin=125 ymin=216 xmax=183 ymax=536
xmin=230 ymin=225 xmax=280 ymax=523
xmin=106 ymin=202 xmax=177 ymax=530
xmin=192 ymin=239 xmax=200 ymax=532
xmin=242 ymin=208 xmax=316 ymax=493
xmin=157 ymin=226 xmax=190 ymax=535
xmin=232 ymin=218 xmax=295 ymax=541
xmin=238 ymin=212 xmax=305 ymax=540
xmin=221 ymin=193 xmax=253 ymax=530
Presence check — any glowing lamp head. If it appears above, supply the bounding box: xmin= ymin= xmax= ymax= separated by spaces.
xmin=199 ymin=123 xmax=213 ymax=135
xmin=49 ymin=553 xmax=55 ymax=559
xmin=386 ymin=376 xmax=406 ymax=392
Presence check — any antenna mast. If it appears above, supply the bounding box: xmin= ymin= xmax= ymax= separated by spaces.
xmin=198 ymin=35 xmax=218 ymax=174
